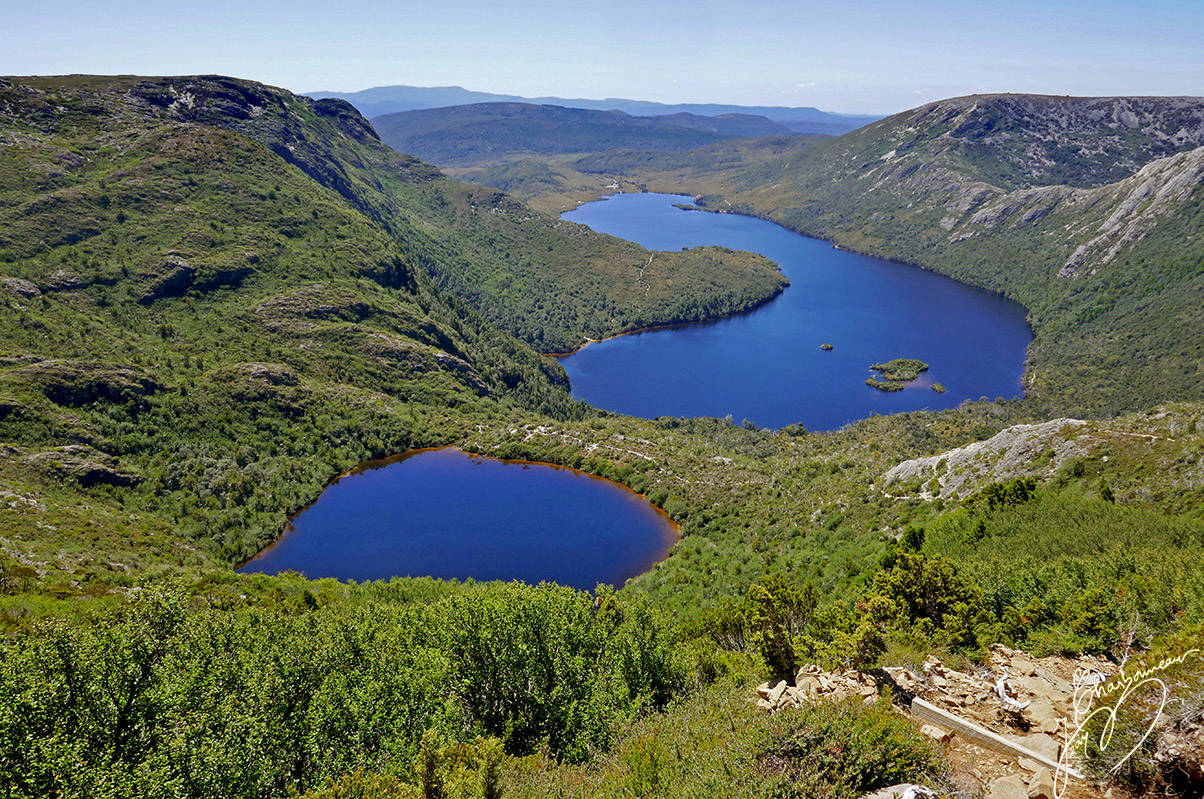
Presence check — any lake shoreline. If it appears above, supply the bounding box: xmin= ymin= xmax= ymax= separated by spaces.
xmin=557 ymin=192 xmax=1033 ymax=430
xmin=558 ymin=190 xmax=1035 ymax=376
xmin=541 ymin=281 xmax=788 ymax=357
xmin=235 ymin=445 xmax=681 ymax=578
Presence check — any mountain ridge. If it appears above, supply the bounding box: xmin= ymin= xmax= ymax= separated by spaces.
xmin=307 ymin=83 xmax=880 ymax=134
xmin=370 ymin=101 xmax=793 ymax=166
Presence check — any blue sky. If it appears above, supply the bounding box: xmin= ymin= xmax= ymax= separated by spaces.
xmin=3 ymin=0 xmax=1201 ymax=113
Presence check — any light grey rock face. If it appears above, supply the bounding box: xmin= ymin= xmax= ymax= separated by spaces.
xmin=881 ymin=407 xmax=1204 ymax=503
xmin=896 ymin=95 xmax=1204 ymax=189
xmin=827 ymin=95 xmax=1204 ymax=281
xmin=1056 ymin=146 xmax=1204 ymax=277
xmin=24 ymin=445 xmax=140 ymax=487
xmin=881 ymin=418 xmax=1089 ymax=500
xmin=1 ymin=277 xmax=39 ymax=297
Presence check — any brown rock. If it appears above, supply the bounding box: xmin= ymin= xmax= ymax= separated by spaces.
xmin=1007 ymin=733 xmax=1060 ymax=762
xmin=797 ymin=675 xmax=822 ymax=697
xmin=921 ymin=724 xmax=953 ymax=743
xmin=1024 ymin=702 xmax=1062 ymax=735
xmin=988 ymin=775 xmax=1028 ymax=799
xmin=767 ymin=680 xmax=789 ymax=705
xmin=1027 ymin=767 xmax=1055 ymax=799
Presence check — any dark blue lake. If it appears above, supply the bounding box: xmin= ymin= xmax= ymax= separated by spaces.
xmin=559 ymin=193 xmax=1033 ymax=430
xmin=237 ymin=447 xmax=678 ymax=588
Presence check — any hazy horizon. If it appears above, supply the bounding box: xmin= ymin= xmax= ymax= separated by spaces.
xmin=4 ymin=0 xmax=1203 ymax=115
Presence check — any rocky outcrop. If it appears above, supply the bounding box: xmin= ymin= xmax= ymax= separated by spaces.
xmin=935 ymin=145 xmax=1204 ymax=277
xmin=24 ymin=445 xmax=140 ymax=487
xmin=881 ymin=418 xmax=1089 ymax=500
xmin=138 ymin=258 xmax=194 ymax=302
xmin=10 ymin=360 xmax=161 ymax=407
xmin=766 ymin=647 xmax=1119 ymax=799
xmin=1 ymin=277 xmax=39 ymax=298
xmin=754 ymin=664 xmax=881 ymax=711
xmin=137 ymin=256 xmax=252 ymax=302
xmin=310 ymin=97 xmax=379 ymax=142
xmin=252 ymin=284 xmax=376 ymax=327
xmin=1057 ymin=146 xmax=1204 ymax=277
xmin=365 ymin=333 xmax=491 ymax=396
xmin=40 ymin=268 xmax=92 ymax=292
xmin=209 ymin=362 xmax=306 ymax=413
xmin=222 ymin=362 xmax=300 ymax=387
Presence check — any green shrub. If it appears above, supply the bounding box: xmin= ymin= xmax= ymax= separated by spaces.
xmin=761 ymin=698 xmax=935 ymax=799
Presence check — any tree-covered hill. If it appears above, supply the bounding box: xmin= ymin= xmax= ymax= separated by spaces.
xmin=2 ymin=75 xmax=785 ymax=356
xmin=371 ymin=101 xmax=792 ymax=166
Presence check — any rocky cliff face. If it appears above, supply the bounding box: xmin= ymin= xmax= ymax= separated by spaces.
xmin=922 ymin=145 xmax=1204 ymax=277
xmin=797 ymin=95 xmax=1204 ymax=278
xmin=856 ymin=94 xmax=1204 ymax=189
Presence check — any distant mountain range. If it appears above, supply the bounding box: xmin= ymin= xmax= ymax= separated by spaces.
xmin=371 ymin=102 xmax=792 ymax=166
xmin=307 ymin=84 xmax=880 ymax=135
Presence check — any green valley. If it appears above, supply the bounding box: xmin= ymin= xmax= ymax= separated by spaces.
xmin=0 ymin=75 xmax=1201 ymax=799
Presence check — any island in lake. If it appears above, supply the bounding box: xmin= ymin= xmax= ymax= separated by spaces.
xmin=866 ymin=358 xmax=930 ymax=391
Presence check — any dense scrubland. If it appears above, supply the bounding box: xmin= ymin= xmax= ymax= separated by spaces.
xmin=0 ymin=77 xmax=1201 ymax=797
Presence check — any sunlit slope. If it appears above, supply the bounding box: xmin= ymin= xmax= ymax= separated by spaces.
xmin=573 ymin=95 xmax=1204 ymax=414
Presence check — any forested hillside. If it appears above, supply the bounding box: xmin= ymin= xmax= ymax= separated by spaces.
xmin=2 ymin=76 xmax=785 ymax=356
xmin=372 ymin=102 xmax=790 ymax=165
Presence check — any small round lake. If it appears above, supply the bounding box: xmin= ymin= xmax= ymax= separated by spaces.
xmin=237 ymin=447 xmax=678 ymax=589
xmin=559 ymin=193 xmax=1033 ymax=430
